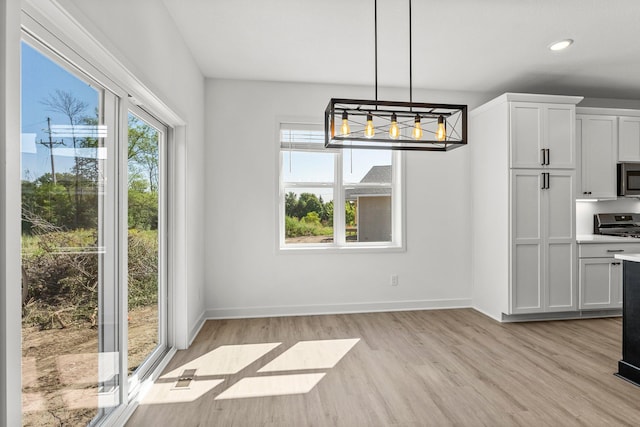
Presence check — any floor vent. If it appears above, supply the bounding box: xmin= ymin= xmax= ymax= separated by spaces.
xmin=175 ymin=369 xmax=197 ymax=388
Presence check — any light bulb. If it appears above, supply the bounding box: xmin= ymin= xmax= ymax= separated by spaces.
xmin=389 ymin=113 xmax=400 ymax=139
xmin=340 ymin=111 xmax=350 ymax=135
xmin=436 ymin=115 xmax=446 ymax=141
xmin=365 ymin=113 xmax=375 ymax=138
xmin=412 ymin=115 xmax=423 ymax=140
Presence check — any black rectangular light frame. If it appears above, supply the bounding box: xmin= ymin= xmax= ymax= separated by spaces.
xmin=324 ymin=98 xmax=467 ymax=151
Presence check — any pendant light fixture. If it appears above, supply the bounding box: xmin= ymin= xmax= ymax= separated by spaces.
xmin=324 ymin=0 xmax=467 ymax=151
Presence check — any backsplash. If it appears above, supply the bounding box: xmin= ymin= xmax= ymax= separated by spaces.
xmin=576 ymin=199 xmax=640 ymax=235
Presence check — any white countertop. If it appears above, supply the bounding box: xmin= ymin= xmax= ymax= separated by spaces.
xmin=577 ymin=234 xmax=640 ymax=243
xmin=615 ymin=253 xmax=640 ymax=262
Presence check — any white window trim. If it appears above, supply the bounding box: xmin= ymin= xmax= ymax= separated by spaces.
xmin=276 ymin=122 xmax=406 ymax=254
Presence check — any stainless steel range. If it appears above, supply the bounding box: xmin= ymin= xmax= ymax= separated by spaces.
xmin=594 ymin=213 xmax=640 ymax=237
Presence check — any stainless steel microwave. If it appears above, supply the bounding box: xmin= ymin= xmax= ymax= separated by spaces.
xmin=618 ymin=162 xmax=640 ymax=196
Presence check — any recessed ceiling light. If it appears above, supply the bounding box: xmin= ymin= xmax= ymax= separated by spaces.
xmin=549 ymin=39 xmax=574 ymax=51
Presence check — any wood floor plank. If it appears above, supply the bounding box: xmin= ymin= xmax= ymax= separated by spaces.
xmin=127 ymin=309 xmax=640 ymax=426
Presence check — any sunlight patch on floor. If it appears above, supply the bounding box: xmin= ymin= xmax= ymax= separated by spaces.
xmin=161 ymin=342 xmax=281 ymax=378
xmin=143 ymin=379 xmax=225 ymax=405
xmin=257 ymin=338 xmax=360 ymax=372
xmin=214 ymin=373 xmax=326 ymax=400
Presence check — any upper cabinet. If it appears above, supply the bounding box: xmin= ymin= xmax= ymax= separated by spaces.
xmin=576 ymin=114 xmax=617 ymax=200
xmin=619 ymin=116 xmax=640 ymax=162
xmin=510 ymin=102 xmax=576 ymax=169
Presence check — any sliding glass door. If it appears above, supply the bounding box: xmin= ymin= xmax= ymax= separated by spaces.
xmin=21 ymin=39 xmax=120 ymax=425
xmin=127 ymin=107 xmax=167 ymax=389
xmin=20 ymin=35 xmax=169 ymax=426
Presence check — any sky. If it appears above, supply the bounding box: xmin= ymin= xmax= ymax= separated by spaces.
xmin=282 ymin=148 xmax=391 ymax=203
xmin=21 ymin=41 xmax=100 ymax=181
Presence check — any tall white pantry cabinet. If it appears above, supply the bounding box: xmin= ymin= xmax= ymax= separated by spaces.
xmin=471 ymin=93 xmax=583 ymax=321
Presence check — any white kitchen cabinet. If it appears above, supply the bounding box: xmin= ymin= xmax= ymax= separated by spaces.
xmin=619 ymin=116 xmax=640 ymax=162
xmin=511 ymin=169 xmax=576 ymax=313
xmin=579 ymin=258 xmax=622 ymax=310
xmin=576 ymin=241 xmax=637 ymax=310
xmin=510 ymin=102 xmax=576 ymax=169
xmin=470 ymin=93 xmax=583 ymax=321
xmin=576 ymin=114 xmax=617 ymax=199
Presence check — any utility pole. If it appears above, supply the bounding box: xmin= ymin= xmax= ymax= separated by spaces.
xmin=38 ymin=117 xmax=62 ymax=184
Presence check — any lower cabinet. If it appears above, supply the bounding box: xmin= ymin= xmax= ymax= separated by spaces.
xmin=579 ymin=258 xmax=622 ymax=309
xmin=577 ymin=242 xmax=640 ymax=310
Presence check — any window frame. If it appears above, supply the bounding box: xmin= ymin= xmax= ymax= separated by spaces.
xmin=278 ymin=123 xmax=405 ymax=253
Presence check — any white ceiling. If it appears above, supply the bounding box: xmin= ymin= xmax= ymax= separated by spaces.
xmin=162 ymin=0 xmax=640 ymax=99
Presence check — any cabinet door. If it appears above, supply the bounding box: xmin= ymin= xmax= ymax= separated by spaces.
xmin=546 ymin=105 xmax=576 ymax=169
xmin=579 ymin=259 xmax=622 ymax=309
xmin=510 ymin=103 xmax=575 ymax=169
xmin=511 ymin=170 xmax=543 ymax=313
xmin=619 ymin=116 xmax=640 ymax=162
xmin=510 ymin=103 xmax=544 ymax=168
xmin=545 ymin=171 xmax=576 ymax=311
xmin=578 ymin=115 xmax=617 ymax=199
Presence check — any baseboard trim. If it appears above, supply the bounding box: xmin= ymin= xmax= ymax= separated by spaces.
xmin=204 ymin=298 xmax=473 ymax=320
xmin=188 ymin=312 xmax=206 ymax=347
xmin=500 ymin=309 xmax=622 ymax=323
xmin=470 ymin=305 xmax=503 ymax=322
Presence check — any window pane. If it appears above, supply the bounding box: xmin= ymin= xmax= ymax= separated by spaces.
xmin=345 ymin=192 xmax=392 ymax=243
xmin=21 ymin=41 xmax=119 ymax=425
xmin=127 ymin=112 xmax=162 ymax=378
xmin=284 ymin=188 xmax=334 ymax=244
xmin=343 ymin=149 xmax=392 ymax=184
xmin=282 ymin=151 xmax=334 ymax=183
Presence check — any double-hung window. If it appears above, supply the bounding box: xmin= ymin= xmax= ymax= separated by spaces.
xmin=279 ymin=123 xmax=404 ymax=250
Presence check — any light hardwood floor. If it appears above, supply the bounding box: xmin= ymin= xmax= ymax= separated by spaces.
xmin=126 ymin=309 xmax=640 ymax=426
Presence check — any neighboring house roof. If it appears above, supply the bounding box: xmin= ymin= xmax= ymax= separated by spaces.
xmin=345 ymin=165 xmax=391 ymax=201
xmin=360 ymin=165 xmax=391 ymax=183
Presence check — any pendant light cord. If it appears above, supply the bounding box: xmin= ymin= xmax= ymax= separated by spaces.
xmin=374 ymin=0 xmax=413 ymax=106
xmin=409 ymin=0 xmax=413 ymax=108
xmin=374 ymin=0 xmax=378 ymax=103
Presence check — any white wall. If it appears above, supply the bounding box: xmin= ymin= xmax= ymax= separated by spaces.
xmin=204 ymin=79 xmax=492 ymax=318
xmin=57 ymin=0 xmax=207 ymax=345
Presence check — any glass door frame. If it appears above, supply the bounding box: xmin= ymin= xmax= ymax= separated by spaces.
xmin=20 ymin=30 xmax=124 ymax=424
xmin=125 ymin=104 xmax=169 ymax=395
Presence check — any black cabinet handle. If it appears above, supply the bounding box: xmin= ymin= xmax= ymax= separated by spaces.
xmin=541 ymin=149 xmax=546 ymax=166
xmin=607 ymin=249 xmax=624 ymax=253
xmin=612 ymin=262 xmax=622 ymax=265
xmin=545 ymin=173 xmax=550 ymax=189
xmin=546 ymin=149 xmax=550 ymax=165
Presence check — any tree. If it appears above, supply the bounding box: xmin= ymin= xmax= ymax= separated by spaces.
xmin=128 ymin=179 xmax=158 ymax=230
xmin=345 ymin=201 xmax=356 ymax=226
xmin=41 ymin=90 xmax=90 ymax=228
xmin=297 ymin=193 xmax=322 ymax=219
xmin=128 ymin=115 xmax=159 ymax=192
xmin=285 ymin=192 xmax=298 ymax=218
xmin=322 ymin=200 xmax=333 ymax=224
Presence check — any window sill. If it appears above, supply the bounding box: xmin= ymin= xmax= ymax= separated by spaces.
xmin=277 ymin=244 xmax=406 ymax=254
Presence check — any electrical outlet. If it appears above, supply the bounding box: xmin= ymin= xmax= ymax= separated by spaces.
xmin=391 ymin=274 xmax=399 ymax=286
